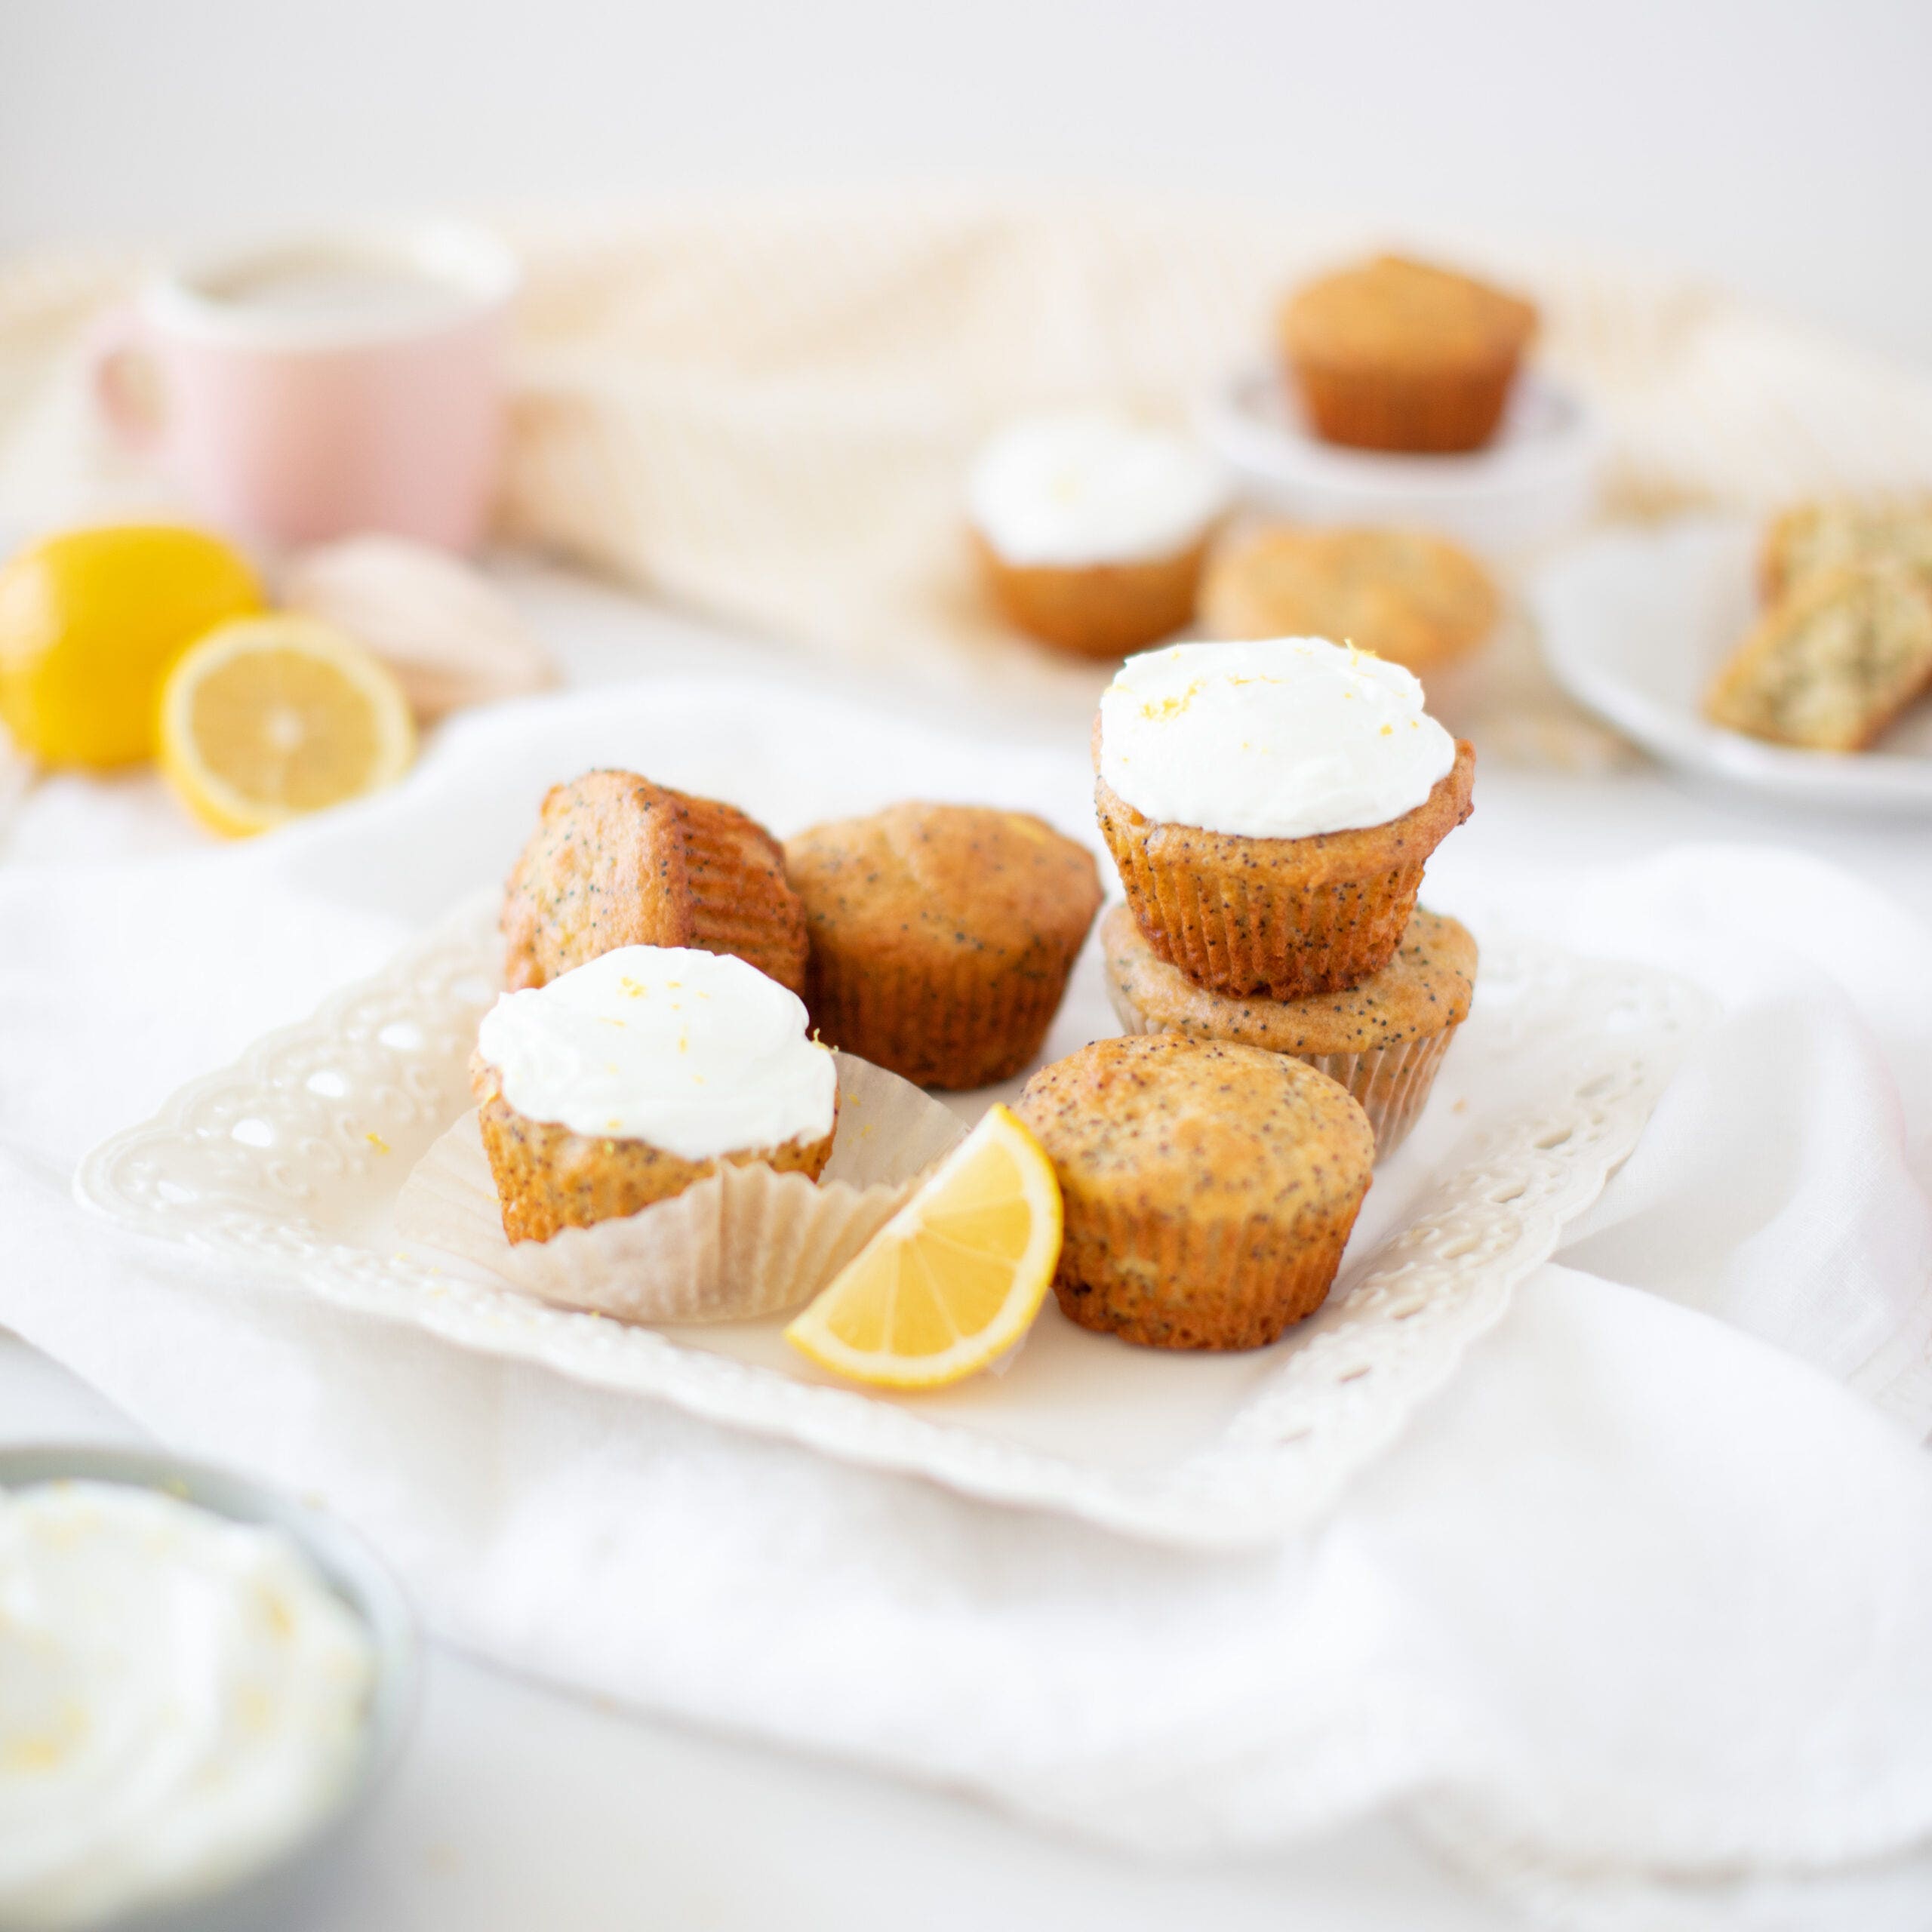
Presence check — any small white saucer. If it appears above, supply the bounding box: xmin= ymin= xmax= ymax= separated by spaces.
xmin=1202 ymin=366 xmax=1602 ymax=558
xmin=1529 ymin=514 xmax=1932 ymax=813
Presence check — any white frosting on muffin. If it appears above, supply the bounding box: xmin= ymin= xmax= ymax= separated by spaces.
xmin=1098 ymin=638 xmax=1457 ymax=838
xmin=477 ymin=946 xmax=835 ymax=1161
xmin=967 ymin=414 xmax=1227 ymax=567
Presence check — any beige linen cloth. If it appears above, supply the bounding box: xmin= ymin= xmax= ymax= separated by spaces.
xmin=3 ymin=195 xmax=1932 ymax=734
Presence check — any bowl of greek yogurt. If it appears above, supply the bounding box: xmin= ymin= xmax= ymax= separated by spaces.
xmin=0 ymin=1445 xmax=417 ymax=1931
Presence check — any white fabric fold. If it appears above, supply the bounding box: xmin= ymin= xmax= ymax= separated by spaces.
xmin=2 ymin=679 xmax=1930 ymax=1931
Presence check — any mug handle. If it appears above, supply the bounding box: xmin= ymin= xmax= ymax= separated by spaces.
xmin=87 ymin=305 xmax=167 ymax=454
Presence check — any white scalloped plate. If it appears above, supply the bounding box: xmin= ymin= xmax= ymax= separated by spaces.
xmin=75 ymin=891 xmax=1702 ymax=1548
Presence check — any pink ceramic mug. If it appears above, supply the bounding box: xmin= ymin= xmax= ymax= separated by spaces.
xmin=91 ymin=225 xmax=520 ymax=552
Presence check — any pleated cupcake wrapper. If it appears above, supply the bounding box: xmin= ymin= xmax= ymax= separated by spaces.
xmin=1290 ymin=358 xmax=1518 ymax=455
xmin=395 ymin=1052 xmax=968 ymax=1324
xmin=977 ymin=531 xmax=1210 ymax=660
xmin=1054 ymin=1186 xmax=1365 ymax=1352
xmin=1297 ymin=1027 xmax=1457 ymax=1156
xmin=1106 ymin=977 xmax=1458 ymax=1159
xmin=810 ymin=942 xmax=1072 ymax=1090
xmin=1100 ymin=805 xmax=1426 ymax=999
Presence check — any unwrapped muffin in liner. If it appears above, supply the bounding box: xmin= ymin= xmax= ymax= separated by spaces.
xmin=395 ymin=1051 xmax=968 ymax=1324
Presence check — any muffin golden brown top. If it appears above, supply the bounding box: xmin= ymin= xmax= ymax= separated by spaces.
xmin=1199 ymin=525 xmax=1498 ymax=675
xmin=500 ymin=768 xmax=804 ymax=992
xmin=784 ymin=802 xmax=1103 ymax=970
xmin=1017 ymin=1034 xmax=1373 ymax=1221
xmin=1282 ymin=256 xmax=1537 ymax=374
xmin=1105 ymin=903 xmax=1475 ymax=1054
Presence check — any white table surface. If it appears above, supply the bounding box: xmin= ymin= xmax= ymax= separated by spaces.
xmin=8 ymin=561 xmax=1930 ymax=1930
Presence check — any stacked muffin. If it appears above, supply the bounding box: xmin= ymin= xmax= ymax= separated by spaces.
xmin=1006 ymin=638 xmax=1476 ymax=1353
xmin=1088 ymin=638 xmax=1478 ymax=1158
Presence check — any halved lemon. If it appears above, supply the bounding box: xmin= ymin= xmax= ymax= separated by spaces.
xmin=158 ymin=614 xmax=416 ymax=837
xmin=786 ymin=1104 xmax=1063 ymax=1389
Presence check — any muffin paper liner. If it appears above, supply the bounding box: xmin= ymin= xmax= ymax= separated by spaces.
xmin=1289 ymin=358 xmax=1519 ymax=455
xmin=1107 ymin=974 xmax=1459 ymax=1158
xmin=395 ymin=1051 xmax=968 ymax=1324
xmin=974 ymin=530 xmax=1210 ymax=660
xmin=1098 ymin=797 xmax=1422 ymax=998
xmin=1296 ymin=1029 xmax=1457 ymax=1155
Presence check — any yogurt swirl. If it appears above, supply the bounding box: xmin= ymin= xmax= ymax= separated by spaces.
xmin=0 ymin=1481 xmax=374 ymax=1930
xmin=476 ymin=944 xmax=837 ymax=1160
xmin=1098 ymin=638 xmax=1457 ymax=838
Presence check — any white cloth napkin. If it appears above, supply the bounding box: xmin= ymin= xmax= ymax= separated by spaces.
xmin=4 ymin=678 xmax=1932 ymax=1931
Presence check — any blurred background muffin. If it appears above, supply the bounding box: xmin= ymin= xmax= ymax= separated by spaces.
xmin=1759 ymin=495 xmax=1932 ymax=601
xmin=967 ymin=413 xmax=1227 ymax=657
xmin=1199 ymin=522 xmax=1499 ymax=683
xmin=1279 ymin=254 xmax=1537 ymax=454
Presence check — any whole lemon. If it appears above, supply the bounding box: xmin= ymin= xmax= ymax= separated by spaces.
xmin=0 ymin=525 xmax=264 ymax=767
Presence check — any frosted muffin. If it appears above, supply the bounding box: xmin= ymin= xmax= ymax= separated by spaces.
xmin=1103 ymin=903 xmax=1475 ymax=1154
xmin=501 ymin=768 xmax=807 ymax=995
xmin=1016 ymin=1035 xmax=1374 ymax=1349
xmin=1094 ymin=638 xmax=1475 ymax=998
xmin=1200 ymin=524 xmax=1499 ymax=678
xmin=471 ymin=944 xmax=837 ymax=1243
xmin=967 ymin=414 xmax=1228 ymax=658
xmin=785 ymin=802 xmax=1102 ymax=1089
xmin=1280 ymin=255 xmax=1537 ymax=454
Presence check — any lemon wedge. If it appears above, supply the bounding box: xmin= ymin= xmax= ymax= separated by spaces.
xmin=786 ymin=1104 xmax=1062 ymax=1389
xmin=158 ymin=614 xmax=416 ymax=837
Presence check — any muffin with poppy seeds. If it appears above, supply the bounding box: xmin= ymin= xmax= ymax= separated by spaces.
xmin=472 ymin=943 xmax=838 ymax=1244
xmin=783 ymin=801 xmax=1103 ymax=1089
xmin=1102 ymin=902 xmax=1475 ymax=1155
xmin=1017 ymin=1034 xmax=1374 ymax=1349
xmin=500 ymin=768 xmax=807 ymax=994
xmin=1094 ymin=639 xmax=1474 ymax=1001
